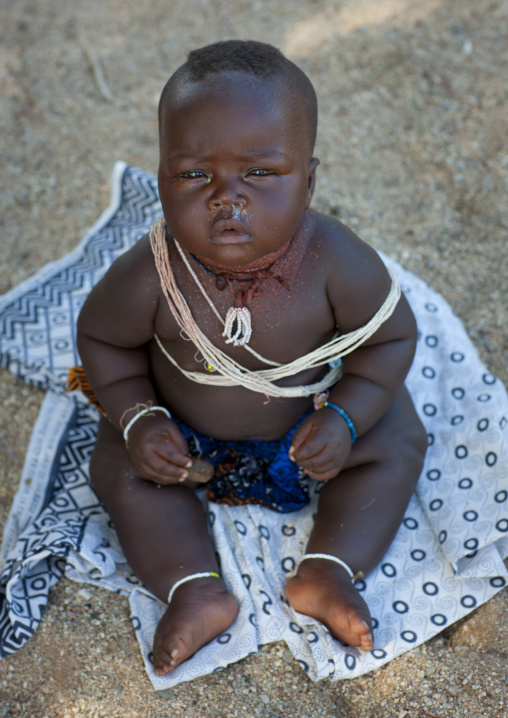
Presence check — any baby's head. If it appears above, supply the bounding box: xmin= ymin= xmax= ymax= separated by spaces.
xmin=157 ymin=41 xmax=320 ymax=266
xmin=158 ymin=40 xmax=318 ymax=161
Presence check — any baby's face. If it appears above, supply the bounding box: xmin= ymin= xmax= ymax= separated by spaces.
xmin=158 ymin=73 xmax=318 ymax=267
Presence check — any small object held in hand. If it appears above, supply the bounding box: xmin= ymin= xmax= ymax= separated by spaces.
xmin=186 ymin=458 xmax=215 ymax=483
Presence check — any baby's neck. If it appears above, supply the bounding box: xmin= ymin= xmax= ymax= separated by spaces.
xmin=191 ymin=233 xmax=294 ymax=276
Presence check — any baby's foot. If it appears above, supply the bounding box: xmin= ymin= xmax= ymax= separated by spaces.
xmin=153 ymin=576 xmax=239 ymax=676
xmin=285 ymin=558 xmax=374 ymax=652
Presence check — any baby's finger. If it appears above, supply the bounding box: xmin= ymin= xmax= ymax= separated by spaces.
xmin=297 ymin=450 xmax=338 ymax=476
xmin=165 ymin=422 xmax=191 ymax=458
xmin=142 ymin=455 xmax=189 ymax=484
xmin=156 ymin=444 xmax=192 ymax=470
xmin=153 ymin=431 xmax=192 ymax=470
xmin=290 ymin=432 xmax=326 ymax=465
xmin=288 ymin=421 xmax=314 ymax=461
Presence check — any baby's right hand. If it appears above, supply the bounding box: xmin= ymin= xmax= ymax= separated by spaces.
xmin=125 ymin=414 xmax=192 ymax=484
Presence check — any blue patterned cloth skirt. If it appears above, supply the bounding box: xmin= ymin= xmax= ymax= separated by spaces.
xmin=174 ymin=415 xmax=310 ymax=513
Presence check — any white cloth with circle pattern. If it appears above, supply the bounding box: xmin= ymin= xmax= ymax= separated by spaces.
xmin=0 ymin=163 xmax=506 ymax=688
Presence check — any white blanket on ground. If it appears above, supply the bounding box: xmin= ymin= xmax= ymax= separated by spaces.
xmin=0 ymin=163 xmax=506 ymax=689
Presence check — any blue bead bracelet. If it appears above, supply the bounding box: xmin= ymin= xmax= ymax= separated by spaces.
xmin=323 ymin=402 xmax=358 ymax=444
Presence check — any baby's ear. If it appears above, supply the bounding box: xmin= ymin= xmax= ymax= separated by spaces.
xmin=305 ymin=157 xmax=320 ymax=209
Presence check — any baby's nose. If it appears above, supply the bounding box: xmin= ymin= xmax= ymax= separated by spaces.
xmin=208 ymin=177 xmax=247 ymax=212
xmin=209 ymin=199 xmax=245 ymax=211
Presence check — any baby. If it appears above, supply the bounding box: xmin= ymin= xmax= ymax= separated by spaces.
xmin=77 ymin=40 xmax=427 ymax=676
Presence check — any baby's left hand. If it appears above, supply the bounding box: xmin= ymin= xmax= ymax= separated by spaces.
xmin=289 ymin=409 xmax=352 ymax=480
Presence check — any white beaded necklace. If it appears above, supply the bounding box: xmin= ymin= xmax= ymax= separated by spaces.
xmin=150 ymin=218 xmax=401 ymax=399
xmin=174 ymin=237 xmax=281 ymax=367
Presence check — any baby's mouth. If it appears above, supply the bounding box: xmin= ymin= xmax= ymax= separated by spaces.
xmin=209 ymin=217 xmax=251 ymax=244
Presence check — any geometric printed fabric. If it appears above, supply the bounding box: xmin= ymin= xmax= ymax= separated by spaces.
xmin=0 ymin=163 xmax=506 ymax=688
xmin=0 ymin=163 xmax=161 ymax=392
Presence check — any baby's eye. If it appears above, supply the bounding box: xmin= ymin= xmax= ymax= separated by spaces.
xmin=247 ymin=168 xmax=276 ymax=177
xmin=179 ymin=170 xmax=209 ymax=180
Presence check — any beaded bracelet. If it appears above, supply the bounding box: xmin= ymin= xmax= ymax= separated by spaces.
xmin=299 ymin=553 xmax=365 ymax=583
xmin=323 ymin=402 xmax=358 ymax=444
xmin=123 ymin=406 xmax=172 ymax=444
xmin=167 ymin=571 xmax=221 ymax=604
xmin=300 ymin=553 xmax=355 ymax=579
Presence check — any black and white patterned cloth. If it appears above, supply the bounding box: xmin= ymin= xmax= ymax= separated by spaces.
xmin=0 ymin=163 xmax=506 ymax=688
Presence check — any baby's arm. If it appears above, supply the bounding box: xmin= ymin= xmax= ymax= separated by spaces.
xmin=290 ymin=222 xmax=417 ymax=480
xmin=77 ymin=236 xmax=191 ymax=483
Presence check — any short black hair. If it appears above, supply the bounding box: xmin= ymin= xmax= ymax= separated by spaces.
xmin=184 ymin=40 xmax=292 ymax=80
xmin=158 ymin=40 xmax=318 ymax=154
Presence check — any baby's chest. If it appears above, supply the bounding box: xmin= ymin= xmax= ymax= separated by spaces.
xmin=154 ymin=273 xmax=336 ymax=365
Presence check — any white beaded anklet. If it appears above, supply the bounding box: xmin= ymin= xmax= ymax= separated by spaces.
xmin=123 ymin=406 xmax=171 ymax=444
xmin=299 ymin=553 xmax=362 ymax=582
xmin=167 ymin=571 xmax=220 ymax=604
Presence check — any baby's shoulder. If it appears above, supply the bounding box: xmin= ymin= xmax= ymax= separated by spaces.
xmin=107 ymin=232 xmax=157 ymax=277
xmin=307 ymin=210 xmax=386 ymax=280
xmin=84 ymin=232 xmax=162 ymax=320
xmin=306 ymin=211 xmax=392 ymax=327
xmin=99 ymin=232 xmax=161 ymax=296
xmin=78 ymin=232 xmax=164 ymax=343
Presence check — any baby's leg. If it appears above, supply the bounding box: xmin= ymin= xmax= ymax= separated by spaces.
xmin=90 ymin=417 xmax=238 ymax=675
xmin=286 ymin=386 xmax=427 ymax=651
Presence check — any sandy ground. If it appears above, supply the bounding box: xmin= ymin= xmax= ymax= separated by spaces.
xmin=1 ymin=1 xmax=507 ymax=716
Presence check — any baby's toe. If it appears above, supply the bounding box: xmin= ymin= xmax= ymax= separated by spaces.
xmin=169 ymin=646 xmax=181 ymax=666
xmin=359 ymin=631 xmax=374 ymax=652
xmin=356 ymin=619 xmax=374 ymax=651
xmin=154 ymin=633 xmax=186 ymax=675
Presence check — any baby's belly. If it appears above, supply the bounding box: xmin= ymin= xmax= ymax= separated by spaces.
xmin=153 ymin=364 xmax=317 ymax=441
